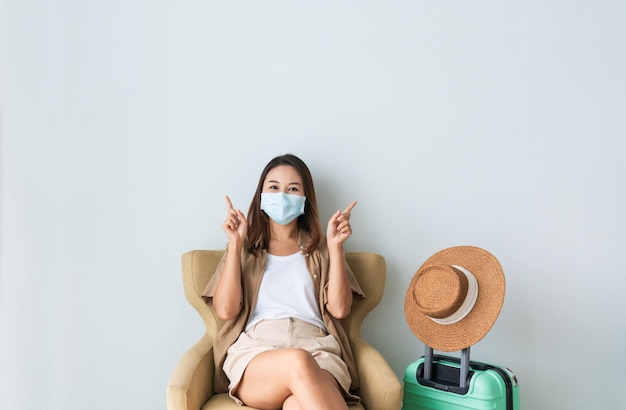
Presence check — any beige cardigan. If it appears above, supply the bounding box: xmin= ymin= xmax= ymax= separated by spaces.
xmin=201 ymin=232 xmax=365 ymax=394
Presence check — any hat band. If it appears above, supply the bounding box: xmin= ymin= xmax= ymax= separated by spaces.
xmin=429 ymin=265 xmax=479 ymax=325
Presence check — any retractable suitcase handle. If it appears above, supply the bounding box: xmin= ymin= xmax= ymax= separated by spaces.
xmin=420 ymin=344 xmax=517 ymax=409
xmin=423 ymin=345 xmax=471 ymax=389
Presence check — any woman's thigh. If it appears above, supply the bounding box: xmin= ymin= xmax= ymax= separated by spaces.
xmin=235 ymin=348 xmax=342 ymax=410
xmin=235 ymin=348 xmax=302 ymax=409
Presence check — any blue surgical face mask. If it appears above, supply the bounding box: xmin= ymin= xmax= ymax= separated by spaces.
xmin=260 ymin=192 xmax=306 ymax=225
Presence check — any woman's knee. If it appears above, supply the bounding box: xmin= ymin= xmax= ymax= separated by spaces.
xmin=282 ymin=348 xmax=320 ymax=378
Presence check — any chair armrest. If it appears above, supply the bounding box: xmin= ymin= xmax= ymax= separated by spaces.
xmin=351 ymin=337 xmax=402 ymax=410
xmin=167 ymin=334 xmax=215 ymax=410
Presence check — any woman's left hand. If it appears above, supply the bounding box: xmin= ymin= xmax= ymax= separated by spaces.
xmin=327 ymin=201 xmax=357 ymax=246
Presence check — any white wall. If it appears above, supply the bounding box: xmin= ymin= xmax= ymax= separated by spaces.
xmin=1 ymin=1 xmax=625 ymax=409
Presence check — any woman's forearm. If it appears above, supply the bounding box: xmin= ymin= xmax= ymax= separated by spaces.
xmin=325 ymin=245 xmax=353 ymax=319
xmin=213 ymin=241 xmax=243 ymax=320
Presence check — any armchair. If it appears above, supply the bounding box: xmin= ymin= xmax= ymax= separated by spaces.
xmin=167 ymin=250 xmax=402 ymax=409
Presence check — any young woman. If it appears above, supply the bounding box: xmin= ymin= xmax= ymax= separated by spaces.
xmin=202 ymin=154 xmax=363 ymax=409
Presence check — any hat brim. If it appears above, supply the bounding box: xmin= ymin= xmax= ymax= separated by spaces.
xmin=404 ymin=246 xmax=505 ymax=352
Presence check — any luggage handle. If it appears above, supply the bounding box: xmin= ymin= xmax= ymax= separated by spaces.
xmin=421 ymin=346 xmax=517 ymax=410
xmin=423 ymin=345 xmax=471 ymax=389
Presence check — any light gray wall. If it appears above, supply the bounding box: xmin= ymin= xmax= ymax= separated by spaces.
xmin=1 ymin=1 xmax=625 ymax=409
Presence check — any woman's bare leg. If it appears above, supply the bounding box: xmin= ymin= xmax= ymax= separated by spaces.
xmin=235 ymin=348 xmax=349 ymax=410
xmin=282 ymin=395 xmax=301 ymax=410
xmin=282 ymin=371 xmax=341 ymax=410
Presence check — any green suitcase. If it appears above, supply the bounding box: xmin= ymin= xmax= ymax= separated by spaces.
xmin=403 ymin=346 xmax=520 ymax=410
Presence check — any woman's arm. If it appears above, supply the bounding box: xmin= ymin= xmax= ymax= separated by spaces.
xmin=212 ymin=196 xmax=247 ymax=320
xmin=325 ymin=201 xmax=357 ymax=318
xmin=212 ymin=241 xmax=244 ymax=320
xmin=326 ymin=243 xmax=353 ymax=318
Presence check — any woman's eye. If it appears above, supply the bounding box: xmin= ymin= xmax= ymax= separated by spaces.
xmin=288 ymin=187 xmax=299 ymax=192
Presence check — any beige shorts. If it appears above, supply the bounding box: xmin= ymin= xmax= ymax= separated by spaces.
xmin=223 ymin=317 xmax=359 ymax=405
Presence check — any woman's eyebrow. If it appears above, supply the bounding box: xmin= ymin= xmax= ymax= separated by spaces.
xmin=266 ymin=180 xmax=302 ymax=186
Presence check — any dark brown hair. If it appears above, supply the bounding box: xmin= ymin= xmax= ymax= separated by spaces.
xmin=246 ymin=154 xmax=321 ymax=254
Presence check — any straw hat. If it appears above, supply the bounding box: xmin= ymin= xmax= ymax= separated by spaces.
xmin=404 ymin=246 xmax=505 ymax=352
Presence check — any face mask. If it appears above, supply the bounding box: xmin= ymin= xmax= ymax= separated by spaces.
xmin=260 ymin=192 xmax=306 ymax=225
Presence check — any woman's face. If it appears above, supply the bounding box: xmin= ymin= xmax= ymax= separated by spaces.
xmin=262 ymin=165 xmax=305 ymax=196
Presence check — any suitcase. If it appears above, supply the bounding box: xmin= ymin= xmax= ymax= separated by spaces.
xmin=402 ymin=346 xmax=520 ymax=409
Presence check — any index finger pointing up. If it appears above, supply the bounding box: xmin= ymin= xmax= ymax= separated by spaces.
xmin=225 ymin=195 xmax=235 ymax=210
xmin=343 ymin=201 xmax=358 ymax=214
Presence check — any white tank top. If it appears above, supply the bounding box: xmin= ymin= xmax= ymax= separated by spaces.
xmin=245 ymin=252 xmax=326 ymax=331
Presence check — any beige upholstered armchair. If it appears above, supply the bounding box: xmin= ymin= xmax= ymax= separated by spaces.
xmin=167 ymin=250 xmax=402 ymax=410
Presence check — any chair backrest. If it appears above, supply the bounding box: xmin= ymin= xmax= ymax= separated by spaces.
xmin=181 ymin=250 xmax=386 ymax=341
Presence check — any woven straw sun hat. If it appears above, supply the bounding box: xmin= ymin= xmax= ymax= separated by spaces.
xmin=404 ymin=246 xmax=506 ymax=352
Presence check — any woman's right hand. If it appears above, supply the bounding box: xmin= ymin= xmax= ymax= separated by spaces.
xmin=223 ymin=195 xmax=247 ymax=244
xmin=222 ymin=195 xmax=248 ymax=243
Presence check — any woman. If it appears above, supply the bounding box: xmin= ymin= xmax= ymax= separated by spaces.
xmin=202 ymin=154 xmax=363 ymax=409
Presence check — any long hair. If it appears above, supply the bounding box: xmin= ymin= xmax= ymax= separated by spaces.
xmin=246 ymin=154 xmax=322 ymax=255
